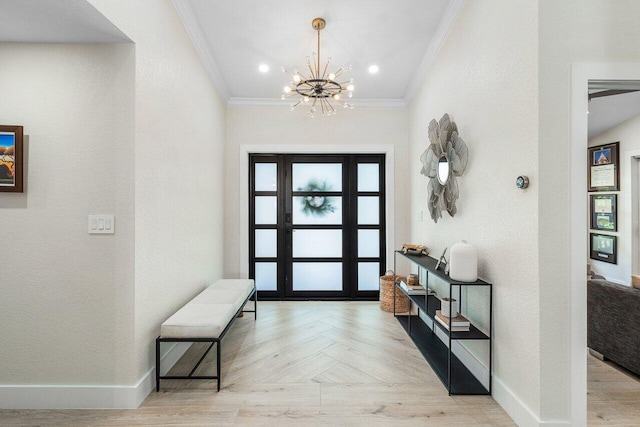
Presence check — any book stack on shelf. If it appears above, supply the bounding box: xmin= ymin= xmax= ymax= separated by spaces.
xmin=399 ymin=280 xmax=431 ymax=295
xmin=401 ymin=281 xmax=437 ymax=296
xmin=435 ymin=310 xmax=471 ymax=332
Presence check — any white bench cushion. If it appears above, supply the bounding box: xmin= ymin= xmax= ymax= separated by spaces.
xmin=160 ymin=303 xmax=235 ymax=339
xmin=191 ymin=288 xmax=248 ymax=313
xmin=159 ymin=279 xmax=255 ymax=340
xmin=208 ymin=279 xmax=254 ymax=295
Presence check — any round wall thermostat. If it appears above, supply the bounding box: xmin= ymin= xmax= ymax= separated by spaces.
xmin=516 ymin=176 xmax=529 ymax=189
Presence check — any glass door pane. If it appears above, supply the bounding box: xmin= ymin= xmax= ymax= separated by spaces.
xmin=292 ymin=163 xmax=342 ymax=191
xmin=358 ymin=197 xmax=380 ymax=224
xmin=287 ymin=159 xmax=344 ymax=297
xmin=255 ymin=196 xmax=277 ymax=224
xmin=292 ymin=196 xmax=342 ymax=224
xmin=255 ymin=229 xmax=277 ymax=258
xmin=358 ymin=262 xmax=380 ymax=291
xmin=293 ymin=262 xmax=343 ymax=291
xmin=255 ymin=262 xmax=277 ymax=291
xmin=255 ymin=163 xmax=277 ymax=191
xmin=292 ymin=230 xmax=342 ymax=258
xmin=358 ymin=163 xmax=380 ymax=192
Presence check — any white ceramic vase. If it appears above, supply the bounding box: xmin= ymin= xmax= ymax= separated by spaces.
xmin=449 ymin=240 xmax=478 ymax=282
xmin=441 ymin=297 xmax=458 ymax=318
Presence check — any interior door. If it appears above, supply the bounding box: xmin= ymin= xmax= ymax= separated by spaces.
xmin=249 ymin=153 xmax=385 ymax=300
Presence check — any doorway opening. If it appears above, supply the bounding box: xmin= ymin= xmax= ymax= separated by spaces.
xmin=570 ymin=69 xmax=640 ymax=426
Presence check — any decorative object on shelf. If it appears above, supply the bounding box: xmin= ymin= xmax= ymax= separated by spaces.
xmin=407 ymin=273 xmax=419 ymax=286
xmin=441 ymin=297 xmax=458 ymax=318
xmin=588 ymin=142 xmax=619 ymax=192
xmin=379 ymin=270 xmax=409 ymax=313
xmin=435 ymin=310 xmax=470 ymax=331
xmin=590 ymin=194 xmax=617 ymax=231
xmin=435 ymin=247 xmax=447 ymax=271
xmin=449 ymin=240 xmax=478 ymax=282
xmin=281 ymin=18 xmax=354 ymax=116
xmin=419 ymin=113 xmax=468 ymax=222
xmin=0 ymin=125 xmax=24 ymax=193
xmin=399 ymin=280 xmax=426 ymax=295
xmin=401 ymin=243 xmax=429 ymax=256
xmin=516 ymin=175 xmax=529 ymax=189
xmin=297 ymin=180 xmax=336 ymax=216
xmin=590 ymin=233 xmax=617 ymax=264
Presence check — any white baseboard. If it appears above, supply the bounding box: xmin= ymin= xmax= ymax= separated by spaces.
xmin=492 ymin=375 xmax=570 ymax=427
xmin=416 ymin=312 xmax=571 ymax=426
xmin=158 ymin=342 xmax=192 ymax=376
xmin=0 ymin=342 xmax=191 ymax=409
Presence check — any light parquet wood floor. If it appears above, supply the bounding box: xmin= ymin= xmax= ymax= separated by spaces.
xmin=587 ymin=353 xmax=640 ymax=426
xmin=3 ymin=302 xmax=638 ymax=426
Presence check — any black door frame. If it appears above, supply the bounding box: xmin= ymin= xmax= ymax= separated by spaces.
xmin=249 ymin=153 xmax=385 ymax=300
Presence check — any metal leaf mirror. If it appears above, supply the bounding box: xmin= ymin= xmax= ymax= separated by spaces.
xmin=419 ymin=113 xmax=468 ymax=223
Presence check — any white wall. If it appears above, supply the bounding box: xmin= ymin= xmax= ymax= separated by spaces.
xmin=588 ymin=114 xmax=640 ymax=284
xmin=408 ymin=1 xmax=540 ymax=425
xmin=0 ymin=43 xmax=136 ymax=385
xmin=225 ymin=107 xmax=409 ymax=278
xmin=0 ymin=0 xmax=227 ymax=408
xmin=540 ymin=2 xmax=640 ymax=425
xmin=89 ymin=0 xmax=228 ymax=383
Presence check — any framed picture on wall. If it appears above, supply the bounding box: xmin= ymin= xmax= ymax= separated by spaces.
xmin=0 ymin=125 xmax=24 ymax=193
xmin=588 ymin=142 xmax=619 ymax=192
xmin=590 ymin=194 xmax=617 ymax=231
xmin=590 ymin=233 xmax=617 ymax=264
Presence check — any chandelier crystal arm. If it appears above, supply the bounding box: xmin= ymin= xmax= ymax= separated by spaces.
xmin=321 ymin=60 xmax=330 ymax=80
xmin=316 ymin=28 xmax=321 ymax=77
xmin=307 ymin=59 xmax=316 ymax=80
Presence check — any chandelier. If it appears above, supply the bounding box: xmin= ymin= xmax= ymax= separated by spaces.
xmin=281 ymin=18 xmax=354 ymax=117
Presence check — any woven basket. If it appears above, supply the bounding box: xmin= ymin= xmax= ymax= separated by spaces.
xmin=379 ymin=270 xmax=409 ymax=313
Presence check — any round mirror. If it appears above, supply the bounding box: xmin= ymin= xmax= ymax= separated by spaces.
xmin=437 ymin=154 xmax=450 ymax=185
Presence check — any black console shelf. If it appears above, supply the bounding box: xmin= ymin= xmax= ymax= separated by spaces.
xmin=393 ymin=250 xmax=492 ymax=395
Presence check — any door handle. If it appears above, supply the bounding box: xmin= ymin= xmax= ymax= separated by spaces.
xmin=285 ymin=213 xmax=292 ymax=223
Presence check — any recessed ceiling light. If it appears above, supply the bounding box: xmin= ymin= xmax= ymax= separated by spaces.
xmin=368 ymin=65 xmax=379 ymax=74
xmin=259 ymin=64 xmax=269 ymax=73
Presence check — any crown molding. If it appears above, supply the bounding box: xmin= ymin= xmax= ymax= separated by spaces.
xmin=403 ymin=0 xmax=466 ymax=106
xmin=172 ymin=0 xmax=230 ymax=102
xmin=228 ymin=97 xmax=407 ymax=109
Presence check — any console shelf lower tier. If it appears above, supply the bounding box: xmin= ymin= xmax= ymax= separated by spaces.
xmin=396 ymin=315 xmax=489 ymax=395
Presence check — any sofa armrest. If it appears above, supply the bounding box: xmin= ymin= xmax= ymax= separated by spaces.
xmin=587 ymin=279 xmax=640 ymax=375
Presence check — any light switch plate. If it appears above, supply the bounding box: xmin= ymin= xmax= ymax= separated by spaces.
xmin=417 ymin=210 xmax=423 ymax=222
xmin=88 ymin=215 xmax=115 ymax=234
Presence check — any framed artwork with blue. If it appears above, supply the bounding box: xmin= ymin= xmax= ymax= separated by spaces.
xmin=0 ymin=125 xmax=24 ymax=193
xmin=588 ymin=142 xmax=619 ymax=192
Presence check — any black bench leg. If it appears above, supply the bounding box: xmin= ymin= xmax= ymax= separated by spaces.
xmin=254 ymin=288 xmax=258 ymax=320
xmin=217 ymin=340 xmax=221 ymax=391
xmin=156 ymin=338 xmax=160 ymax=392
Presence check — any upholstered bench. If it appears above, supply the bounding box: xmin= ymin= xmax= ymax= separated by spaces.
xmin=155 ymin=279 xmax=256 ymax=391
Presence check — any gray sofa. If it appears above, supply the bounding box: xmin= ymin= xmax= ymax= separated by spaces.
xmin=587 ymin=279 xmax=640 ymax=376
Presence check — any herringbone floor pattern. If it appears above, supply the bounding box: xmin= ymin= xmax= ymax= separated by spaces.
xmin=140 ymin=301 xmax=515 ymax=425
xmin=3 ymin=302 xmax=638 ymax=425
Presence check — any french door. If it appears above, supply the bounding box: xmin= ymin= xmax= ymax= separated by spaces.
xmin=249 ymin=154 xmax=385 ymax=300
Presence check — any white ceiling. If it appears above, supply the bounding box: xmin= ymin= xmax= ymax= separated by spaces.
xmin=0 ymin=0 xmax=129 ymax=43
xmin=174 ymin=0 xmax=463 ymax=105
xmin=588 ymin=91 xmax=640 ymax=139
xmin=4 ymin=0 xmax=640 ymax=132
